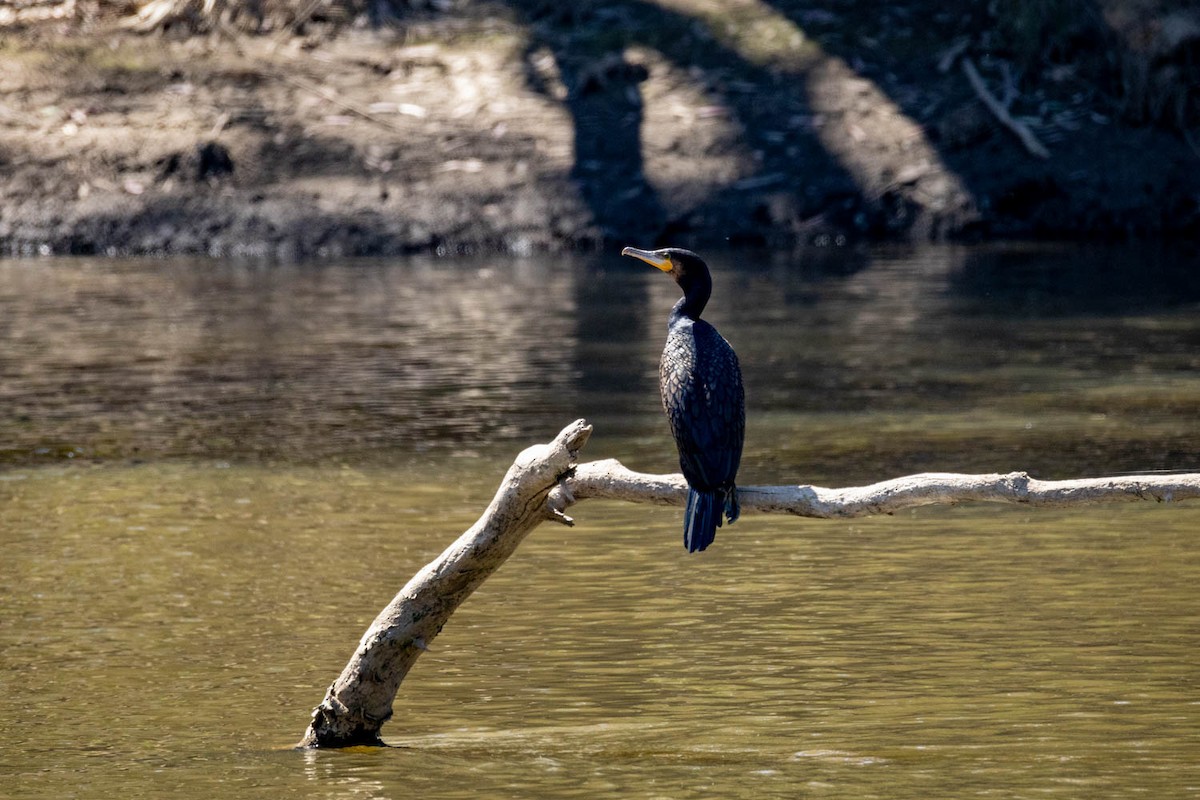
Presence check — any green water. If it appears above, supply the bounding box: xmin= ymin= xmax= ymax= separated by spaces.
xmin=2 ymin=246 xmax=1199 ymax=798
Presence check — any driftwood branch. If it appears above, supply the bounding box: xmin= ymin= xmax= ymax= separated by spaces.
xmin=298 ymin=419 xmax=592 ymax=748
xmin=299 ymin=419 xmax=1200 ymax=748
xmin=565 ymin=460 xmax=1200 ymax=517
xmin=0 ymin=0 xmax=74 ymax=26
xmin=962 ymin=57 xmax=1050 ymax=159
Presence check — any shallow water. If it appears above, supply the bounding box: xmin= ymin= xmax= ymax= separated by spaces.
xmin=2 ymin=245 xmax=1199 ymax=798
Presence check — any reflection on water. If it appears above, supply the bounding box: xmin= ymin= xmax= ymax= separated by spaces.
xmin=1 ymin=245 xmax=1199 ymax=799
xmin=0 ymin=258 xmax=584 ymax=464
xmin=1 ymin=246 xmax=1197 ymax=481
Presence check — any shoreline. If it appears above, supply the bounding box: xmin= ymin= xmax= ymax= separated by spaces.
xmin=1 ymin=6 xmax=1197 ymax=258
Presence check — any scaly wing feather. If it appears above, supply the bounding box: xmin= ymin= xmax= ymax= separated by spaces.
xmin=660 ymin=318 xmax=745 ymax=492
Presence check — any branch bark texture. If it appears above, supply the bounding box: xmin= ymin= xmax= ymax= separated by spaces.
xmin=565 ymin=460 xmax=1200 ymax=517
xmin=300 ymin=419 xmax=1200 ymax=748
xmin=298 ymin=419 xmax=592 ymax=748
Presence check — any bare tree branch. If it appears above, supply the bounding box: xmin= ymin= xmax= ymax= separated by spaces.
xmin=564 ymin=460 xmax=1200 ymax=518
xmin=962 ymin=57 xmax=1050 ymax=160
xmin=298 ymin=419 xmax=592 ymax=748
xmin=299 ymin=419 xmax=1200 ymax=748
xmin=0 ymin=0 xmax=75 ymax=26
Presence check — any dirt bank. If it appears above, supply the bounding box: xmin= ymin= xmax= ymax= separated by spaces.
xmin=1 ymin=2 xmax=1197 ymax=257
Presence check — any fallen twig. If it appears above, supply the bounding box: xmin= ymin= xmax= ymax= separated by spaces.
xmin=962 ymin=57 xmax=1050 ymax=160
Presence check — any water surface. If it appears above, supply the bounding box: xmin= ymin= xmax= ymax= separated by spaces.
xmin=1 ymin=245 xmax=1198 ymax=799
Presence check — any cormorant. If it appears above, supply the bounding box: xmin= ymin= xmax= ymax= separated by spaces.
xmin=622 ymin=246 xmax=745 ymax=552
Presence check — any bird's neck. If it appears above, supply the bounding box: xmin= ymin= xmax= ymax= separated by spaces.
xmin=672 ymin=278 xmax=710 ymax=322
xmin=669 ymin=296 xmax=704 ymax=325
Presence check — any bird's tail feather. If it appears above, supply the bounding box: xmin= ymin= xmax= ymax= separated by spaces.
xmin=684 ymin=487 xmax=721 ymax=553
xmin=723 ymin=485 xmax=740 ymax=525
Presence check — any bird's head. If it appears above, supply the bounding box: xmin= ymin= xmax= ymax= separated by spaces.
xmin=621 ymin=246 xmax=712 ymax=311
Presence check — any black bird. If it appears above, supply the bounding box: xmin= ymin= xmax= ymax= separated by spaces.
xmin=622 ymin=246 xmax=745 ymax=552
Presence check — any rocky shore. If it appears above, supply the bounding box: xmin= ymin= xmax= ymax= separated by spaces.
xmin=1 ymin=2 xmax=1197 ymax=257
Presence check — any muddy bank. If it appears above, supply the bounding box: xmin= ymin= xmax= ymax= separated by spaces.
xmin=1 ymin=2 xmax=1198 ymax=257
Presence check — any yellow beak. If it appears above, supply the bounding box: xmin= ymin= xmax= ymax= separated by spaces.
xmin=621 ymin=246 xmax=673 ymax=272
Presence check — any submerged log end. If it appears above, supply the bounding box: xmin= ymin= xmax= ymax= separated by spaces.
xmin=297 ymin=706 xmax=386 ymax=749
xmin=296 ymin=685 xmax=388 ymax=749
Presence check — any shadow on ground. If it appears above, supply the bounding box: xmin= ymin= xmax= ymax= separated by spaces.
xmin=495 ymin=0 xmax=1199 ymax=248
xmin=1 ymin=0 xmax=1197 ymax=256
